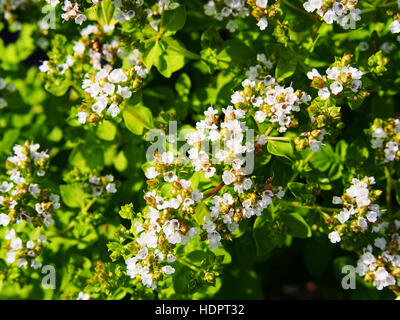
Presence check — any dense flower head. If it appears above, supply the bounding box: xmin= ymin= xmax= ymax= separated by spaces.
xmin=308 ymin=53 xmax=366 ymax=102
xmin=295 ymin=99 xmax=343 ymax=152
xmin=327 ymin=177 xmax=383 ymax=245
xmin=303 ymin=0 xmax=361 ymax=29
xmin=369 ymin=118 xmax=400 ymax=163
xmin=230 ymin=77 xmax=310 ymax=133
xmin=356 ymin=220 xmax=400 ymax=294
xmin=3 ymin=229 xmax=47 ymax=270
xmin=39 ymin=26 xmax=148 ymax=125
xmin=0 ymin=141 xmax=60 ymax=228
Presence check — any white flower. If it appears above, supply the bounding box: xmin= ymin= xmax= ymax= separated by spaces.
xmin=107 ymin=103 xmax=120 ymax=117
xmin=161 ymin=151 xmax=174 ymax=165
xmin=226 ymin=19 xmax=238 ymax=32
xmin=105 ymin=183 xmax=117 ymax=193
xmin=0 ymin=213 xmax=10 ymax=226
xmin=303 ymin=0 xmax=323 ymax=12
xmin=180 ymin=179 xmax=191 ymax=189
xmin=0 ymin=181 xmax=13 ymax=193
xmin=254 ymin=111 xmax=267 ymax=123
xmin=318 ymin=87 xmax=330 ymax=100
xmin=307 ymin=68 xmax=321 ymax=80
xmin=167 ymin=254 xmax=176 ymax=263
xmin=117 ymin=85 xmax=132 ymax=99
xmin=136 ymin=247 xmax=148 ymax=259
xmin=222 ymin=171 xmax=236 ymax=185
xmin=75 ymin=13 xmax=87 ymax=25
xmin=332 ymin=196 xmax=342 ymax=204
xmin=309 ymin=139 xmax=323 ymax=152
xmin=389 ymin=20 xmax=400 ymax=33
xmin=161 ymin=265 xmax=175 ymax=275
xmin=374 ymin=237 xmax=387 ymax=250
xmin=256 ymin=0 xmax=268 ymax=8
xmin=257 ymin=17 xmax=268 ymax=30
xmin=336 ymin=209 xmax=351 ymax=224
xmin=207 ymin=231 xmax=221 ymax=250
xmin=328 ymin=231 xmax=341 ymax=243
xmin=330 ymin=81 xmax=343 ymax=95
xmin=77 ymin=292 xmax=90 ymax=300
xmin=192 ymin=189 xmax=203 ymax=202
xmin=145 ymin=167 xmax=159 ymax=179
xmin=231 ymin=91 xmax=244 ymax=104
xmin=164 ymin=171 xmax=177 ymax=183
xmin=107 ymin=68 xmax=128 ymax=83
xmin=26 ymin=241 xmax=35 ymax=249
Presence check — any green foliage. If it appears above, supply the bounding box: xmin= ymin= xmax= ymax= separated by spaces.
xmin=1 ymin=0 xmax=400 ymax=301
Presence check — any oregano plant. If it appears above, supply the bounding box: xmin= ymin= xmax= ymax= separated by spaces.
xmin=0 ymin=0 xmax=400 ymax=301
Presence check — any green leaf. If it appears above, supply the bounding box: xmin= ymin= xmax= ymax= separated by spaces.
xmin=195 ymin=202 xmax=210 ymax=226
xmin=310 ymin=145 xmax=334 ymax=172
xmin=162 ymin=5 xmax=186 ymax=34
xmin=275 ymin=55 xmax=297 ymax=82
xmin=216 ymin=40 xmax=254 ymax=69
xmin=283 ymin=213 xmax=312 ymax=239
xmin=123 ymin=104 xmax=154 ymax=135
xmin=86 ymin=0 xmax=115 ymax=26
xmin=155 ymin=39 xmax=186 ymax=78
xmin=96 ymin=120 xmax=117 ymax=141
xmin=267 ymin=140 xmax=294 ymax=160
xmin=287 ymin=182 xmax=315 ymax=204
xmin=175 ymin=72 xmax=191 ymax=97
xmin=186 ymin=250 xmax=207 ymax=263
xmin=60 ymin=184 xmax=86 ymax=208
xmin=253 ymin=210 xmax=277 ymax=258
xmin=143 ymin=40 xmax=162 ymax=70
xmin=119 ymin=203 xmax=134 ymax=220
xmin=44 ymin=77 xmax=70 ymax=97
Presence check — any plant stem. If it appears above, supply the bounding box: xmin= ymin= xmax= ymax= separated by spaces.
xmin=266 ymin=136 xmax=292 ymax=141
xmin=82 ymin=197 xmax=97 ymax=215
xmin=205 ymin=182 xmax=225 ymax=199
xmin=284 ymin=151 xmax=315 ymax=192
xmin=280 ymin=199 xmax=338 ymax=215
xmin=177 ymin=257 xmax=201 ymax=272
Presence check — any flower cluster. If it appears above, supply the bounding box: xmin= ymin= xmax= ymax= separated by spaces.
xmin=113 ymin=0 xmax=144 ymax=24
xmin=123 ymin=175 xmax=201 ymax=288
xmin=356 ymin=220 xmax=400 ymax=294
xmin=63 ymin=168 xmax=117 ymax=198
xmin=39 ymin=25 xmax=148 ymax=124
xmin=45 ymin=0 xmax=100 ymax=25
xmin=2 ymin=229 xmax=47 ymax=270
xmin=0 ymin=141 xmax=60 ymax=228
xmin=307 ymin=54 xmax=366 ymax=101
xmin=303 ymin=0 xmax=361 ymax=29
xmin=231 ymin=77 xmax=310 ymax=133
xmin=327 ymin=177 xmax=382 ymax=245
xmin=369 ymin=118 xmax=400 ymax=163
xmin=204 ymin=0 xmax=249 ymax=32
xmin=295 ymin=99 xmax=343 ymax=152
xmin=246 ymin=0 xmax=280 ymax=31
xmin=116 ymin=97 xmax=287 ymax=289
xmin=245 ymin=53 xmax=273 ymax=81
xmin=84 ymin=173 xmax=117 ymax=198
